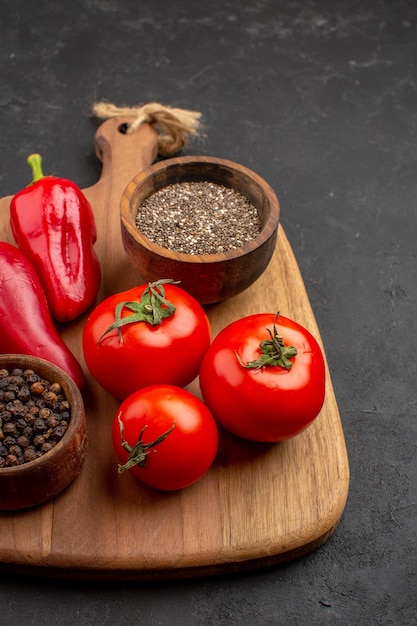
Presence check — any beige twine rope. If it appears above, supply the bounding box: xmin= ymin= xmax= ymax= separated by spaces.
xmin=92 ymin=101 xmax=202 ymax=156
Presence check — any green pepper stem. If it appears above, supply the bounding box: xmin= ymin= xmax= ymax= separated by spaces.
xmin=27 ymin=153 xmax=44 ymax=183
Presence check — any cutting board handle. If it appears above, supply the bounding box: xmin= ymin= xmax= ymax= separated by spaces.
xmin=89 ymin=117 xmax=160 ymax=197
xmin=80 ymin=117 xmax=160 ymax=295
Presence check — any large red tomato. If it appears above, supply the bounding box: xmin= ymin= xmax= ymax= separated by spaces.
xmin=112 ymin=384 xmax=218 ymax=491
xmin=199 ymin=313 xmax=325 ymax=442
xmin=83 ymin=279 xmax=211 ymax=399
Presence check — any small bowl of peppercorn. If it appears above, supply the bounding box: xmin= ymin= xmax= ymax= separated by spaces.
xmin=0 ymin=354 xmax=87 ymax=511
xmin=120 ymin=156 xmax=280 ymax=305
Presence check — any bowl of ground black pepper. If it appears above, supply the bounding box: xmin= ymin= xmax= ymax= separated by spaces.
xmin=120 ymin=156 xmax=280 ymax=304
xmin=0 ymin=354 xmax=87 ymax=511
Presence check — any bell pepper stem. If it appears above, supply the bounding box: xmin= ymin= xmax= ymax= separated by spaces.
xmin=27 ymin=153 xmax=44 ymax=183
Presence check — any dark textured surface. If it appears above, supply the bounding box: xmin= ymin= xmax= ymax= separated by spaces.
xmin=1 ymin=1 xmax=416 ymax=624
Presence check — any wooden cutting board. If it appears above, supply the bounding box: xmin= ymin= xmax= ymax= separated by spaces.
xmin=0 ymin=118 xmax=349 ymax=580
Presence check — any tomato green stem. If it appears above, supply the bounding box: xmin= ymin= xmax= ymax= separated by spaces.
xmin=235 ymin=313 xmax=298 ymax=370
xmin=27 ymin=153 xmax=45 ymax=184
xmin=117 ymin=415 xmax=176 ymax=473
xmin=99 ymin=278 xmax=180 ymax=344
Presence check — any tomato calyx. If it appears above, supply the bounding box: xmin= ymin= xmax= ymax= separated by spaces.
xmin=99 ymin=278 xmax=180 ymax=344
xmin=117 ymin=414 xmax=176 ymax=473
xmin=235 ymin=314 xmax=298 ymax=371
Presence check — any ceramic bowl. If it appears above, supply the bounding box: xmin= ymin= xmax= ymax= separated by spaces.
xmin=0 ymin=354 xmax=87 ymax=511
xmin=120 ymin=156 xmax=280 ymax=304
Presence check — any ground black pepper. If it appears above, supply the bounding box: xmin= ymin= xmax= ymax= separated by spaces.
xmin=136 ymin=181 xmax=262 ymax=255
xmin=0 ymin=368 xmax=71 ymax=468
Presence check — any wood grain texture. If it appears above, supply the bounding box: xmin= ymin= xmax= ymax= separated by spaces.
xmin=0 ymin=118 xmax=349 ymax=580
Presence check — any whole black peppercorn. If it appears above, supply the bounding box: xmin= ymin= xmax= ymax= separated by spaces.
xmin=17 ymin=386 xmax=31 ymax=402
xmin=9 ymin=444 xmax=23 ymax=458
xmin=9 ymin=402 xmax=27 ymax=418
xmin=3 ymin=422 xmax=17 ymax=437
xmin=3 ymin=435 xmax=16 ymax=447
xmin=30 ymin=381 xmax=45 ymax=395
xmin=1 ymin=410 xmax=11 ymax=422
xmin=22 ymin=426 xmax=34 ymax=439
xmin=33 ymin=434 xmax=45 ymax=448
xmin=16 ymin=434 xmax=30 ymax=449
xmin=23 ymin=447 xmax=38 ymax=463
xmin=33 ymin=418 xmax=47 ymax=433
xmin=53 ymin=425 xmax=67 ymax=440
xmin=50 ymin=383 xmax=62 ymax=395
xmin=15 ymin=417 xmax=28 ymax=431
xmin=24 ymin=414 xmax=36 ymax=427
xmin=25 ymin=373 xmax=40 ymax=385
xmin=43 ymin=391 xmax=58 ymax=407
xmin=46 ymin=414 xmax=59 ymax=429
xmin=6 ymin=454 xmax=20 ymax=467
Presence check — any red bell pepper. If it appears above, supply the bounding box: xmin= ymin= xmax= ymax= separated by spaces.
xmin=0 ymin=242 xmax=85 ymax=389
xmin=10 ymin=153 xmax=101 ymax=322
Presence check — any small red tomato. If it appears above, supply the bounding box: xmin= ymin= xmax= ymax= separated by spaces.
xmin=83 ymin=279 xmax=211 ymax=399
xmin=112 ymin=384 xmax=219 ymax=491
xmin=199 ymin=313 xmax=325 ymax=442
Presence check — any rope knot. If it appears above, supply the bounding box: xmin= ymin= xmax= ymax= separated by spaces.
xmin=92 ymin=101 xmax=202 ymax=156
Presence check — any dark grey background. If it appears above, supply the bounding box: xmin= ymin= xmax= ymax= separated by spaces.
xmin=1 ymin=1 xmax=416 ymax=624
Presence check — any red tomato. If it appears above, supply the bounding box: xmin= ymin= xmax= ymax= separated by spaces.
xmin=83 ymin=280 xmax=211 ymax=399
xmin=112 ymin=384 xmax=218 ymax=491
xmin=199 ymin=313 xmax=325 ymax=442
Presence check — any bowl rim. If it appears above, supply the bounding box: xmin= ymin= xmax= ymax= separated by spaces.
xmin=0 ymin=354 xmax=85 ymax=476
xmin=120 ymin=155 xmax=280 ymax=263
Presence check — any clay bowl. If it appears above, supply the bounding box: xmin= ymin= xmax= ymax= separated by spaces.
xmin=120 ymin=156 xmax=280 ymax=304
xmin=0 ymin=354 xmax=87 ymax=511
